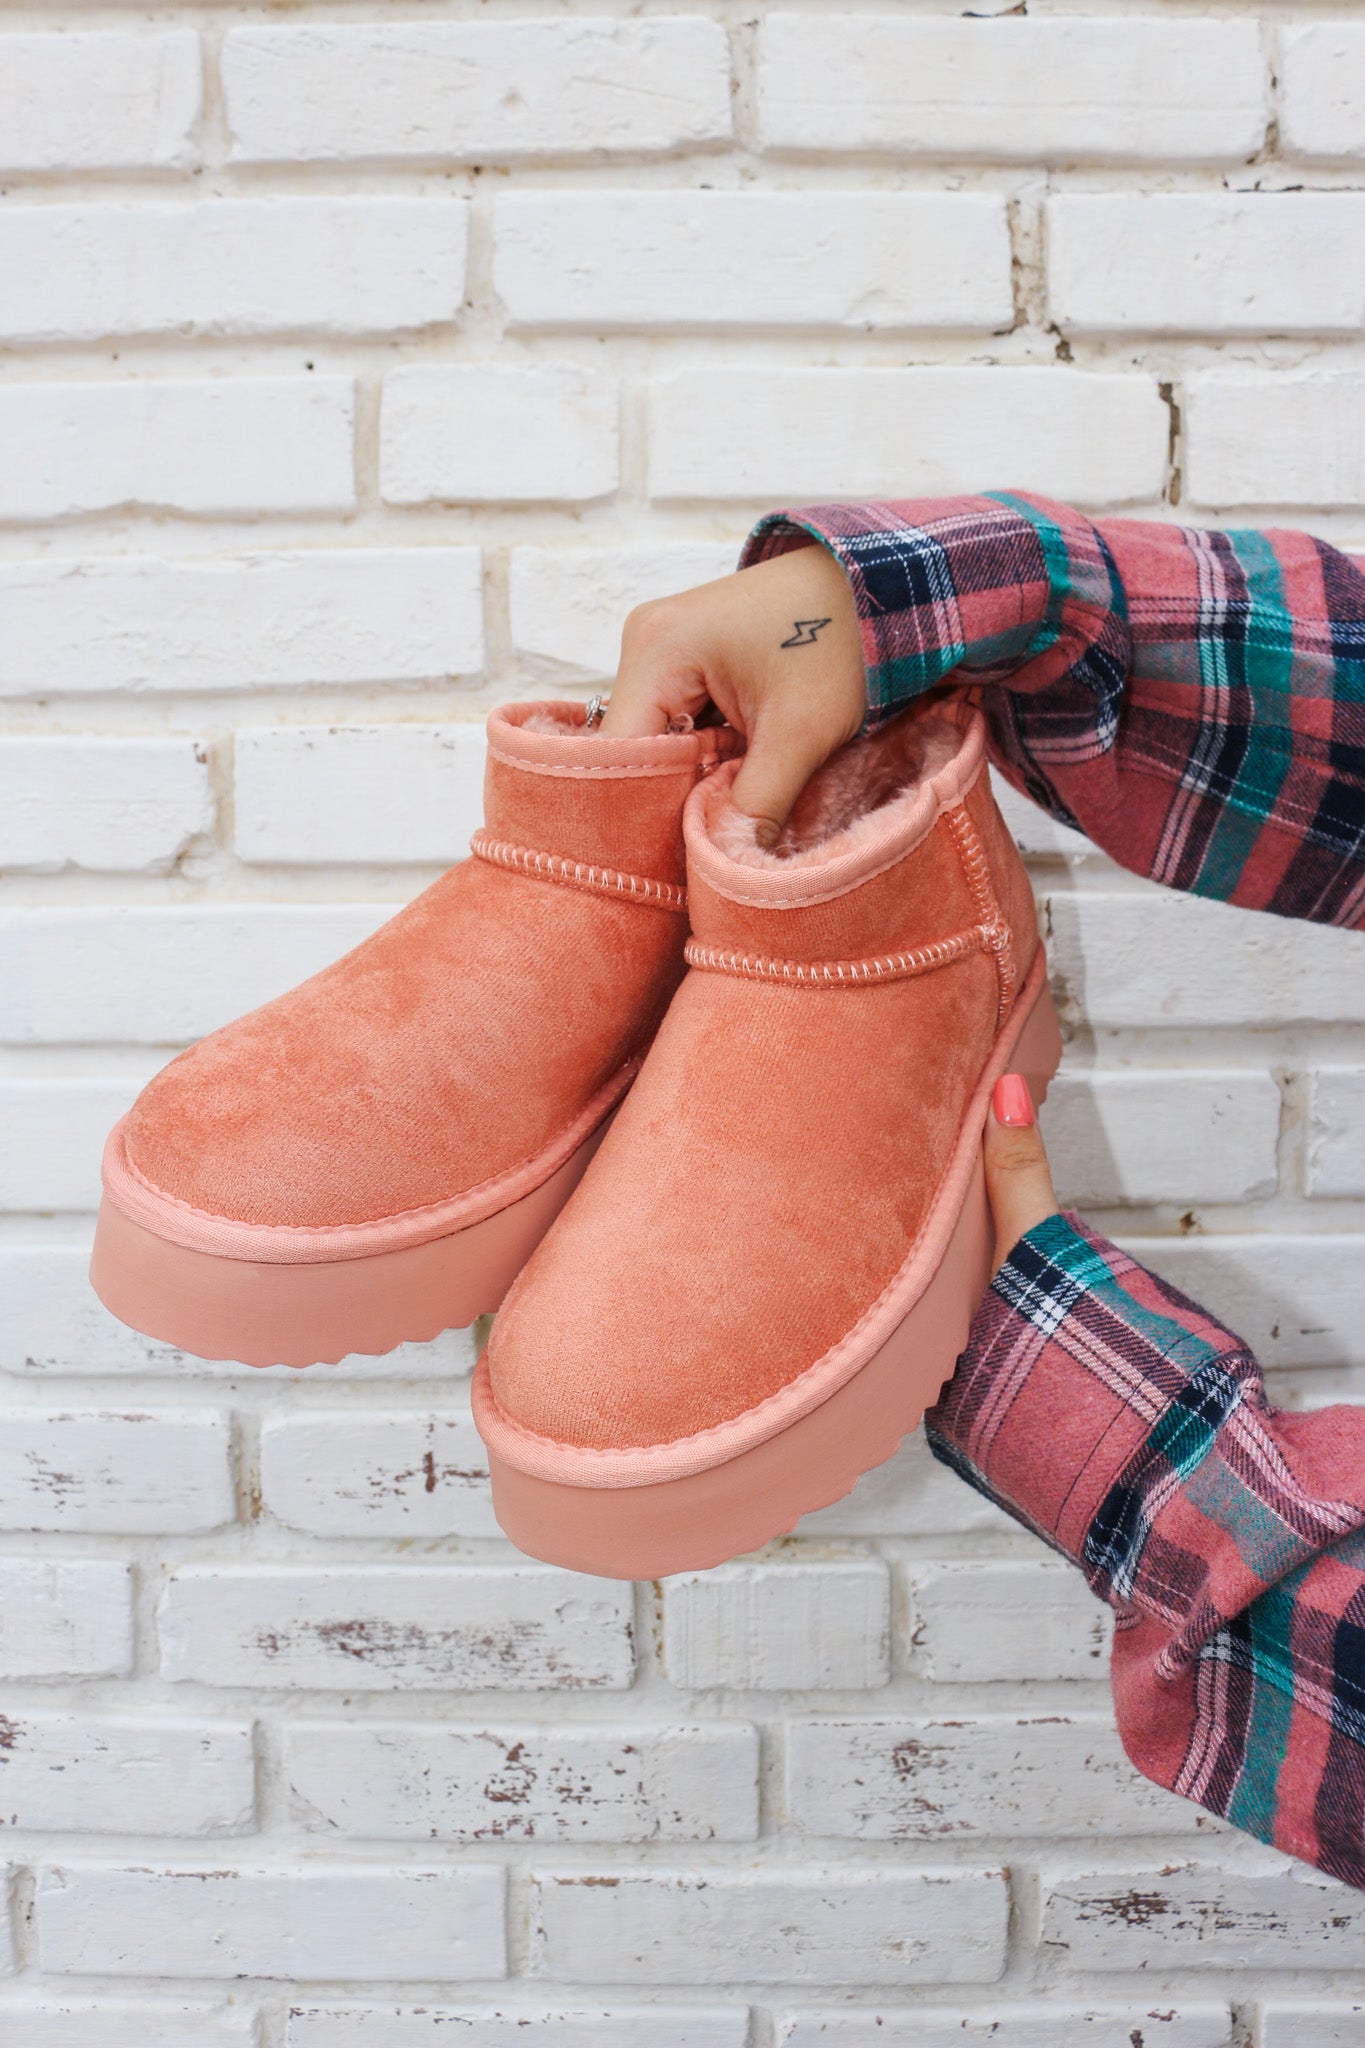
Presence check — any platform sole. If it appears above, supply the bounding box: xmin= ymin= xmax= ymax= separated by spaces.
xmin=478 ymin=972 xmax=1062 ymax=1578
xmin=89 ymin=1117 xmax=614 ymax=1370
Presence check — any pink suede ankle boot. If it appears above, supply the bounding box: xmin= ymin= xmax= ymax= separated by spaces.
xmin=91 ymin=704 xmax=738 ymax=1368
xmin=474 ymin=697 xmax=1062 ymax=1577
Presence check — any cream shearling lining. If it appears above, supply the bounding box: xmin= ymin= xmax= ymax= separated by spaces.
xmin=710 ymin=704 xmax=965 ymax=869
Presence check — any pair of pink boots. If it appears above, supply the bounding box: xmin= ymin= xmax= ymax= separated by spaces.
xmin=92 ymin=698 xmax=1060 ymax=1579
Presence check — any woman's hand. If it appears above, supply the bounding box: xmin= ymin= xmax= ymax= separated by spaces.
xmin=601 ymin=540 xmax=866 ymax=849
xmin=982 ymin=1074 xmax=1061 ymax=1273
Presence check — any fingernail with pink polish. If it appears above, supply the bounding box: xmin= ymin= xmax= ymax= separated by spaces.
xmin=993 ymin=1073 xmax=1034 ymax=1127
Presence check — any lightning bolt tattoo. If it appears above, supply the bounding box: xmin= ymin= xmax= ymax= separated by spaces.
xmin=780 ymin=617 xmax=833 ymax=649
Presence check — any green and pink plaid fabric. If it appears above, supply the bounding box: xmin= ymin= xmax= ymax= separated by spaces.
xmin=929 ymin=1214 xmax=1365 ymax=1892
xmin=741 ymin=490 xmax=1365 ymax=927
xmin=741 ymin=493 xmax=1365 ymax=1885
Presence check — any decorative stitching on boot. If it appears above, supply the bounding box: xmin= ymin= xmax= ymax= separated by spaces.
xmin=944 ymin=802 xmax=1017 ymax=1025
xmin=683 ymin=926 xmax=992 ymax=986
xmin=471 ymin=830 xmax=688 ymax=912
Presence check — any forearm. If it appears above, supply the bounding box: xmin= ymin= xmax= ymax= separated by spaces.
xmin=741 ymin=494 xmax=1365 ymax=927
xmin=926 ymin=1210 xmax=1365 ymax=1886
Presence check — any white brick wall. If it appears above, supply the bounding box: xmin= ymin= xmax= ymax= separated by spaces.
xmin=36 ymin=1863 xmax=506 ymax=1979
xmin=3 ymin=0 xmax=1362 ymax=2032
xmin=648 ymin=368 xmax=1168 ymax=505
xmin=1047 ymin=195 xmax=1365 ymax=336
xmin=235 ymin=725 xmax=485 ymax=866
xmin=0 ymin=32 xmax=202 ymax=173
xmin=0 ymin=551 xmax=484 ymax=697
xmin=757 ymin=17 xmax=1267 ymax=161
xmin=286 ymin=2008 xmax=749 ymax=2047
xmin=1185 ymin=371 xmax=1365 ymax=510
xmin=0 ymin=378 xmax=356 ymax=524
xmin=493 ymin=194 xmax=1013 ymax=332
xmin=283 ymin=1720 xmax=759 ymax=1842
xmin=382 ymin=365 xmax=620 ymax=506
xmin=0 ymin=739 xmax=212 ymax=873
xmin=531 ymin=1867 xmax=1009 ymax=1985
xmin=0 ymin=2003 xmax=258 ymax=2048
xmin=0 ymin=1713 xmax=253 ymax=1835
xmin=1281 ymin=26 xmax=1365 ymax=161
xmin=157 ymin=1565 xmax=637 ymax=1691
xmin=775 ymin=2009 xmax=1233 ymax=2047
xmin=0 ymin=1561 xmax=134 ymax=1679
xmin=223 ymin=20 xmax=732 ymax=164
xmin=0 ymin=201 xmax=467 ymax=346
xmin=1042 ymin=1864 xmax=1365 ymax=1968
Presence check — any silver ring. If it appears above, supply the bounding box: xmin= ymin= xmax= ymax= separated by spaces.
xmin=584 ymin=694 xmax=607 ymax=729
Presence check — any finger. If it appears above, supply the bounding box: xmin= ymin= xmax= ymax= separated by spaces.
xmin=601 ymin=605 xmax=711 ymax=738
xmin=983 ymin=1074 xmax=1059 ymax=1273
xmin=729 ymin=710 xmax=838 ymax=849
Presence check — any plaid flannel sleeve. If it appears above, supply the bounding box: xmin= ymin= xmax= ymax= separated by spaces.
xmin=740 ymin=492 xmax=1365 ymax=927
xmin=927 ymin=1210 xmax=1365 ymax=1890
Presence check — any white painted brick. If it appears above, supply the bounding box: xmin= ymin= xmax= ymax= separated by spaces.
xmin=0 ymin=551 xmax=483 ymax=698
xmin=1185 ymin=372 xmax=1365 ymax=510
xmin=0 ymin=1877 xmax=13 ymax=1976
xmin=0 ymin=739 xmax=211 ymax=874
xmin=664 ymin=1562 xmax=890 ymax=1691
xmin=776 ymin=2006 xmax=1232 ymax=2047
xmin=0 ymin=1246 xmax=473 ymax=1381
xmin=909 ymin=1562 xmax=1111 ymax=1683
xmin=224 ymin=19 xmax=731 ymax=163
xmin=1116 ymin=1235 xmax=1365 ymax=1370
xmin=36 ymin=1863 xmax=505 ymax=1981
xmin=0 ymin=201 xmax=466 ymax=346
xmin=284 ymin=1720 xmax=758 ymax=1842
xmin=287 ymin=2008 xmax=748 ymax=2048
xmin=1281 ymin=25 xmax=1365 ymax=161
xmin=758 ymin=16 xmax=1265 ymax=161
xmin=509 ymin=542 xmax=738 ymax=683
xmin=1308 ymin=1069 xmax=1365 ymax=1198
xmin=0 ymin=1409 xmax=234 ymax=1534
xmin=0 ymin=2003 xmax=258 ymax=2048
xmin=1044 ymin=889 xmax=1365 ymax=1030
xmin=648 ymin=369 xmax=1167 ymax=507
xmin=0 ymin=31 xmax=201 ymax=172
xmin=1048 ymin=195 xmax=1365 ymax=336
xmin=532 ymin=1865 xmax=1008 ymax=1986
xmin=158 ymin=1566 xmax=636 ymax=1691
xmin=494 ymin=193 xmax=1012 ymax=331
xmin=1043 ymin=1863 xmax=1365 ymax=1969
xmin=261 ymin=1411 xmax=496 ymax=1539
xmin=0 ymin=1713 xmax=253 ymax=1835
xmin=1042 ymin=1069 xmax=1281 ymax=1207
xmin=0 ymin=905 xmax=389 ymax=1045
xmin=235 ymin=725 xmax=485 ymax=867
xmin=786 ymin=1713 xmax=1201 ymax=1841
xmin=794 ymin=1433 xmax=1014 ymax=1539
xmin=0 ymin=1078 xmax=148 ymax=1211
xmin=0 ymin=378 xmax=355 ymax=524
xmin=1262 ymin=2006 xmax=1365 ymax=2048
xmin=381 ymin=366 xmax=618 ymax=507
xmin=0 ymin=1560 xmax=133 ymax=1679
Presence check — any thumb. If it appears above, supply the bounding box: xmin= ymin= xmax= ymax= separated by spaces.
xmin=983 ymin=1074 xmax=1059 ymax=1273
xmin=729 ymin=713 xmax=833 ymax=852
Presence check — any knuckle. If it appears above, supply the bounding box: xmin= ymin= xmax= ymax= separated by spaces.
xmin=622 ymin=596 xmax=681 ymax=646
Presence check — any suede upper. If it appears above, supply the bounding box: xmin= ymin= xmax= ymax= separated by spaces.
xmin=486 ymin=696 xmax=1041 ymax=1453
xmin=121 ymin=704 xmax=738 ymax=1233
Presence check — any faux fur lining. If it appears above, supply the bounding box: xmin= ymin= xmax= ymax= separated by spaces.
xmin=522 ymin=707 xmax=585 ymax=735
xmin=711 ymin=703 xmax=965 ymax=870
